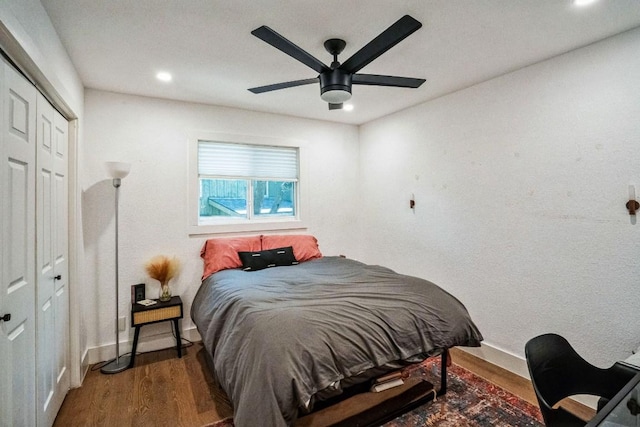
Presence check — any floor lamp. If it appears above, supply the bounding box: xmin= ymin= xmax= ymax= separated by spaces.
xmin=101 ymin=161 xmax=131 ymax=374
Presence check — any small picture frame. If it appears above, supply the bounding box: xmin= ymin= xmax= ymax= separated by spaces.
xmin=131 ymin=283 xmax=145 ymax=303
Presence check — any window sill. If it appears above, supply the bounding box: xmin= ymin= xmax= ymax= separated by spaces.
xmin=188 ymin=219 xmax=307 ymax=236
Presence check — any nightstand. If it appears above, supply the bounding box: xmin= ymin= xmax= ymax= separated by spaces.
xmin=129 ymin=295 xmax=183 ymax=368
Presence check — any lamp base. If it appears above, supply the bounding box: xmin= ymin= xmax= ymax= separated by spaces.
xmin=100 ymin=355 xmax=132 ymax=374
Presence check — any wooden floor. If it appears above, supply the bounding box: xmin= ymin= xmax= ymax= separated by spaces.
xmin=54 ymin=342 xmax=233 ymax=427
xmin=54 ymin=343 xmax=595 ymax=426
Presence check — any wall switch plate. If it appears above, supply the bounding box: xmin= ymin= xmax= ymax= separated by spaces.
xmin=118 ymin=316 xmax=126 ymax=331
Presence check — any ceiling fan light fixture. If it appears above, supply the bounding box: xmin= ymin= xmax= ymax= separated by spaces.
xmin=321 ymin=89 xmax=352 ymax=103
xmin=319 ymin=69 xmax=352 ymax=103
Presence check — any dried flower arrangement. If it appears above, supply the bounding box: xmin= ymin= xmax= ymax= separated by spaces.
xmin=145 ymin=255 xmax=180 ymax=302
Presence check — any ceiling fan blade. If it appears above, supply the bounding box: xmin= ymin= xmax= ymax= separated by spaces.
xmin=339 ymin=15 xmax=422 ymax=74
xmin=352 ymin=74 xmax=425 ymax=88
xmin=249 ymin=77 xmax=319 ymax=94
xmin=252 ymin=26 xmax=328 ymax=73
xmin=328 ymin=103 xmax=343 ymax=110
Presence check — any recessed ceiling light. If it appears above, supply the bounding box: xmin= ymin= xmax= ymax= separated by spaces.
xmin=156 ymin=72 xmax=172 ymax=82
xmin=573 ymin=0 xmax=598 ymax=6
xmin=343 ymin=104 xmax=354 ymax=112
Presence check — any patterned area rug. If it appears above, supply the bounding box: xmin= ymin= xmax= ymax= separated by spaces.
xmin=204 ymin=358 xmax=543 ymax=427
xmin=382 ymin=359 xmax=543 ymax=427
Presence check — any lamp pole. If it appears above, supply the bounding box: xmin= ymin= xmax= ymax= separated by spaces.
xmin=101 ymin=163 xmax=132 ymax=374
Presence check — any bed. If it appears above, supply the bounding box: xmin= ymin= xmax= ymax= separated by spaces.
xmin=191 ymin=235 xmax=483 ymax=427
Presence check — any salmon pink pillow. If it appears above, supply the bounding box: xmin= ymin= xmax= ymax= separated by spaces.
xmin=261 ymin=234 xmax=322 ymax=263
xmin=200 ymin=236 xmax=262 ymax=279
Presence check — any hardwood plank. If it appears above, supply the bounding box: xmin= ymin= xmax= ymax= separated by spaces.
xmin=168 ymin=355 xmax=203 ymax=427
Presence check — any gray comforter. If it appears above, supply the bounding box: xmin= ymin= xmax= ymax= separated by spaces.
xmin=191 ymin=256 xmax=482 ymax=427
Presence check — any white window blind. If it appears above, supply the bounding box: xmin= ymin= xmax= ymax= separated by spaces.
xmin=198 ymin=141 xmax=298 ymax=180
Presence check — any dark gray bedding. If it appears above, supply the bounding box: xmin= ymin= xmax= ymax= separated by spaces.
xmin=191 ymin=256 xmax=482 ymax=427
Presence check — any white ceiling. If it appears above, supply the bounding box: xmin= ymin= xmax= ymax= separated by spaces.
xmin=41 ymin=0 xmax=640 ymax=125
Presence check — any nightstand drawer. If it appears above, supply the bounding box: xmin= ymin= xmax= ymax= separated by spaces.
xmin=131 ymin=295 xmax=183 ymax=327
xmin=133 ymin=305 xmax=181 ymax=325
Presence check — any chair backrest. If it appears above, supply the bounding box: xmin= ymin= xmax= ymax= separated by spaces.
xmin=525 ymin=333 xmax=604 ymax=426
xmin=526 ymin=333 xmax=639 ymax=426
xmin=526 ymin=334 xmax=586 ymax=407
xmin=525 ymin=334 xmax=586 ymax=427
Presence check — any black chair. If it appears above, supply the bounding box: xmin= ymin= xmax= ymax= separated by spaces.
xmin=525 ymin=333 xmax=637 ymax=427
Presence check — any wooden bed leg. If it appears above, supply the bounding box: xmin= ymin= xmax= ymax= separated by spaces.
xmin=438 ymin=349 xmax=448 ymax=396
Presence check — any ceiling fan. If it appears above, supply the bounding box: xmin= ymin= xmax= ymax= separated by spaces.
xmin=248 ymin=15 xmax=426 ymax=110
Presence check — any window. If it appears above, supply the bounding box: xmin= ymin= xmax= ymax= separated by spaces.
xmin=189 ymin=134 xmax=306 ymax=234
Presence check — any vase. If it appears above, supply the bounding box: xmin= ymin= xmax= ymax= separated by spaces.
xmin=159 ymin=281 xmax=172 ymax=302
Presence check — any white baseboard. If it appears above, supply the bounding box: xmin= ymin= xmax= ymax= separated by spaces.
xmin=86 ymin=327 xmax=201 ymax=366
xmin=79 ymin=348 xmax=90 ymax=385
xmin=457 ymin=342 xmax=598 ymax=409
xmin=457 ymin=342 xmax=530 ymax=379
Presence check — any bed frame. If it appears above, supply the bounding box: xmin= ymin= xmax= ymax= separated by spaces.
xmin=362 ymin=350 xmax=448 ymax=427
xmin=202 ymin=345 xmax=449 ymax=427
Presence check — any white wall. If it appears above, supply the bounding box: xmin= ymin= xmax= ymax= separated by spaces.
xmin=82 ymin=90 xmax=360 ymax=355
xmin=359 ymin=27 xmax=640 ymax=369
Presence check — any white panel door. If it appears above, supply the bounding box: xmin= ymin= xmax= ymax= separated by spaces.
xmin=0 ymin=59 xmax=38 ymax=427
xmin=52 ymin=106 xmax=69 ymax=421
xmin=36 ymin=93 xmax=69 ymax=427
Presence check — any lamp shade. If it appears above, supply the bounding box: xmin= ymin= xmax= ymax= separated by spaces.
xmin=105 ymin=162 xmax=131 ymax=179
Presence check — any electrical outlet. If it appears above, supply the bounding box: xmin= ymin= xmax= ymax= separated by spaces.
xmin=118 ymin=316 xmax=126 ymax=331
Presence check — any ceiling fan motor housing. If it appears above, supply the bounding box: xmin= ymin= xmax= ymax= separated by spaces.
xmin=320 ymin=69 xmax=352 ymax=103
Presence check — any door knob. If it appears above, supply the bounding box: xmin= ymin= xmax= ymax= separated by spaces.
xmin=0 ymin=313 xmax=10 ymax=322
xmin=54 ymin=275 xmax=61 ymax=280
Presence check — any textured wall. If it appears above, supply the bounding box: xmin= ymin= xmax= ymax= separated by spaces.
xmin=359 ymin=28 xmax=640 ymax=367
xmin=82 ymin=90 xmax=360 ymax=350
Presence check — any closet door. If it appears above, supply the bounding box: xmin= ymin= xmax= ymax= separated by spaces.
xmin=36 ymin=92 xmax=69 ymax=427
xmin=0 ymin=59 xmax=38 ymax=427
